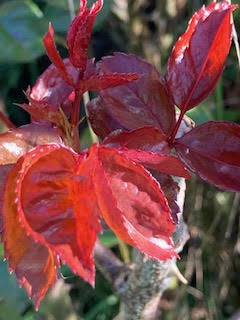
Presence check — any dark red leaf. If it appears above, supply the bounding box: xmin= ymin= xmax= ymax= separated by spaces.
xmin=80 ymin=73 xmax=140 ymax=92
xmin=0 ymin=164 xmax=13 ymax=234
xmin=167 ymin=1 xmax=237 ymax=111
xmin=30 ymin=58 xmax=79 ymax=117
xmin=43 ymin=24 xmax=75 ymax=86
xmin=87 ymin=53 xmax=175 ymax=138
xmin=67 ymin=0 xmax=103 ymax=70
xmin=0 ymin=123 xmax=62 ymax=165
xmin=87 ymin=96 xmax=126 ymax=139
xmin=103 ymin=126 xmax=170 ymax=154
xmin=152 ymin=172 xmax=181 ymax=223
xmin=103 ymin=127 xmax=189 ymax=178
xmin=93 ymin=145 xmax=177 ymax=260
xmin=114 ymin=148 xmax=190 ymax=179
xmin=3 ymin=160 xmax=57 ymax=310
xmin=15 ymin=144 xmax=101 ymax=286
xmin=175 ymin=121 xmax=240 ymax=191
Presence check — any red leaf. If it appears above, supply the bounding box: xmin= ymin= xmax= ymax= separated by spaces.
xmin=152 ymin=172 xmax=181 ymax=223
xmin=103 ymin=127 xmax=189 ymax=178
xmin=103 ymin=126 xmax=170 ymax=154
xmin=93 ymin=145 xmax=177 ymax=260
xmin=0 ymin=164 xmax=13 ymax=234
xmin=80 ymin=73 xmax=140 ymax=92
xmin=114 ymin=148 xmax=190 ymax=179
xmin=0 ymin=123 xmax=62 ymax=165
xmin=87 ymin=53 xmax=175 ymax=138
xmin=30 ymin=58 xmax=79 ymax=117
xmin=87 ymin=96 xmax=126 ymax=139
xmin=43 ymin=24 xmax=75 ymax=86
xmin=67 ymin=0 xmax=103 ymax=70
xmin=167 ymin=1 xmax=237 ymax=111
xmin=15 ymin=144 xmax=101 ymax=287
xmin=3 ymin=160 xmax=57 ymax=310
xmin=175 ymin=121 xmax=240 ymax=191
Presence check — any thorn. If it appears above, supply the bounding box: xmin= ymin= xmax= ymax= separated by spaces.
xmin=171 ymin=262 xmax=188 ymax=285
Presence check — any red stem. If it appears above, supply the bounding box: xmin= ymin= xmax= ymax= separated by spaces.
xmin=0 ymin=110 xmax=16 ymax=129
xmin=71 ymin=89 xmax=83 ymax=152
xmin=168 ymin=109 xmax=185 ymax=146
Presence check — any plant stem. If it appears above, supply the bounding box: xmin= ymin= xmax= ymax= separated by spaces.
xmin=0 ymin=110 xmax=16 ymax=129
xmin=83 ymin=91 xmax=99 ymax=143
xmin=71 ymin=90 xmax=82 ymax=152
xmin=168 ymin=109 xmax=185 ymax=145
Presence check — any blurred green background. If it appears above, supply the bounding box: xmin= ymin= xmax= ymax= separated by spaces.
xmin=0 ymin=0 xmax=239 ymax=319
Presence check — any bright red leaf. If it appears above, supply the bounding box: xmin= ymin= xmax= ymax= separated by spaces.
xmin=67 ymin=0 xmax=103 ymax=70
xmin=15 ymin=144 xmax=100 ymax=287
xmin=88 ymin=53 xmax=175 ymax=138
xmin=94 ymin=145 xmax=177 ymax=260
xmin=167 ymin=1 xmax=237 ymax=111
xmin=43 ymin=24 xmax=75 ymax=86
xmin=175 ymin=121 xmax=240 ymax=192
xmin=2 ymin=142 xmax=177 ymax=308
xmin=3 ymin=159 xmax=57 ymax=310
xmin=103 ymin=127 xmax=190 ymax=178
xmin=112 ymin=148 xmax=190 ymax=179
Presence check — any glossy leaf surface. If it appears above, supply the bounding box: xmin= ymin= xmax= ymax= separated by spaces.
xmin=3 ymin=160 xmax=57 ymax=310
xmin=16 ymin=145 xmax=100 ymax=286
xmin=43 ymin=24 xmax=75 ymax=86
xmin=114 ymin=148 xmax=190 ymax=179
xmin=30 ymin=58 xmax=78 ymax=115
xmin=80 ymin=72 xmax=139 ymax=92
xmin=175 ymin=121 xmax=240 ymax=191
xmin=103 ymin=126 xmax=170 ymax=154
xmin=167 ymin=1 xmax=237 ymax=111
xmin=0 ymin=123 xmax=61 ymax=165
xmin=94 ymin=146 xmax=177 ymax=260
xmin=67 ymin=0 xmax=103 ymax=69
xmin=88 ymin=53 xmax=175 ymax=138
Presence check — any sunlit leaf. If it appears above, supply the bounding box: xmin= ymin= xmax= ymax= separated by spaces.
xmin=167 ymin=1 xmax=237 ymax=111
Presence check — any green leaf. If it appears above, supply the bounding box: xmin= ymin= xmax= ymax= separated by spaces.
xmin=98 ymin=229 xmax=119 ymax=248
xmin=0 ymin=0 xmax=47 ymax=62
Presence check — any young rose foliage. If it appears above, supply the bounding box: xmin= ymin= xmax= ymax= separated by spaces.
xmin=88 ymin=0 xmax=240 ymax=192
xmin=0 ymin=0 xmax=239 ymax=311
xmin=0 ymin=0 xmax=187 ymax=310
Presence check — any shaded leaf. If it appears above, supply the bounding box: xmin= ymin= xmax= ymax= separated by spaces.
xmin=167 ymin=1 xmax=237 ymax=111
xmin=87 ymin=95 xmax=125 ymax=139
xmin=175 ymin=121 xmax=240 ymax=191
xmin=103 ymin=126 xmax=170 ymax=154
xmin=80 ymin=72 xmax=139 ymax=92
xmin=0 ymin=0 xmax=46 ymax=63
xmin=30 ymin=58 xmax=78 ymax=117
xmin=94 ymin=145 xmax=177 ymax=260
xmin=0 ymin=164 xmax=13 ymax=234
xmin=88 ymin=53 xmax=175 ymax=138
xmin=152 ymin=172 xmax=180 ymax=223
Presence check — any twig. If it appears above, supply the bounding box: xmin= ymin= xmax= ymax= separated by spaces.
xmin=0 ymin=110 xmax=16 ymax=130
xmin=83 ymin=91 xmax=99 ymax=143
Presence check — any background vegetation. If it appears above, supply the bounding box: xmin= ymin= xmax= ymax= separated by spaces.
xmin=0 ymin=0 xmax=239 ymax=319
